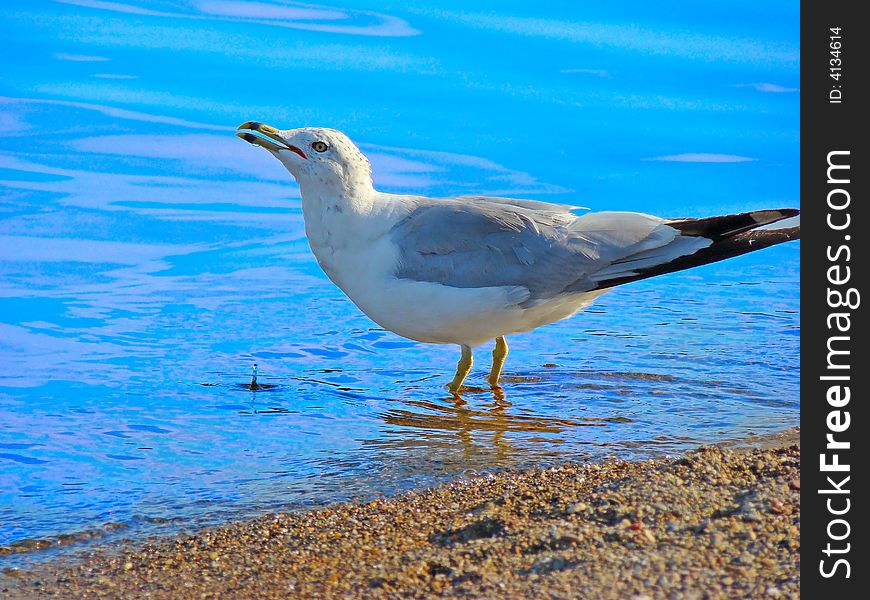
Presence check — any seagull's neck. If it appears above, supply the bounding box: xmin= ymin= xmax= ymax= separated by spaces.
xmin=297 ymin=176 xmax=376 ymax=216
xmin=297 ymin=176 xmax=380 ymax=260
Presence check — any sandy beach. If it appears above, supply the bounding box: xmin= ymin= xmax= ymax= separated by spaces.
xmin=2 ymin=429 xmax=799 ymax=599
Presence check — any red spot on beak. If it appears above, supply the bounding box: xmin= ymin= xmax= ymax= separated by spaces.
xmin=287 ymin=145 xmax=307 ymax=160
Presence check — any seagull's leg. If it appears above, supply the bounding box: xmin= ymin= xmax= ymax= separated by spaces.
xmin=447 ymin=344 xmax=473 ymax=393
xmin=487 ymin=336 xmax=509 ymax=388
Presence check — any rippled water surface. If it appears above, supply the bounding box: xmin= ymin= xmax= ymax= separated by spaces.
xmin=0 ymin=0 xmax=798 ymax=565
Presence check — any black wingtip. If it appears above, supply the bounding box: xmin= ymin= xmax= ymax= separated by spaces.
xmin=749 ymin=208 xmax=800 ymax=226
xmin=594 ymin=208 xmax=799 ymax=290
xmin=666 ymin=208 xmax=800 ymax=240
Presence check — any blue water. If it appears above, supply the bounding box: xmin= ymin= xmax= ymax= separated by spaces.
xmin=0 ymin=1 xmax=798 ymax=565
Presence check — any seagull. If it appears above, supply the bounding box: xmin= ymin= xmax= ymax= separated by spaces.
xmin=236 ymin=122 xmax=799 ymax=393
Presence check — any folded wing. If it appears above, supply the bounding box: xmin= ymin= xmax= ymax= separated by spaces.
xmin=389 ymin=196 xmax=799 ymax=308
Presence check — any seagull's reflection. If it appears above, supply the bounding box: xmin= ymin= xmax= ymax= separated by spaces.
xmin=371 ymin=384 xmax=613 ymax=468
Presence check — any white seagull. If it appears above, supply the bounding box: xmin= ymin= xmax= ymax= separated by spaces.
xmin=237 ymin=123 xmax=799 ymax=393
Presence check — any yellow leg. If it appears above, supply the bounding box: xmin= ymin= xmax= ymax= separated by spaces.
xmin=447 ymin=344 xmax=473 ymax=393
xmin=487 ymin=336 xmax=509 ymax=388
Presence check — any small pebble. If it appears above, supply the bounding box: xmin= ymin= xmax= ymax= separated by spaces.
xmin=566 ymin=502 xmax=587 ymax=514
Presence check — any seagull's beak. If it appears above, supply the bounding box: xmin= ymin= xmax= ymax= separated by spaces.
xmin=236 ymin=121 xmax=307 ymax=160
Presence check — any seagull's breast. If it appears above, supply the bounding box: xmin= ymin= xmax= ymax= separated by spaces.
xmin=300 ymin=194 xmax=405 ymax=309
xmin=303 ymin=207 xmax=397 ymax=291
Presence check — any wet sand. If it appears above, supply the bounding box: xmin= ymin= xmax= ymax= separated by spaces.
xmin=2 ymin=429 xmax=799 ymax=599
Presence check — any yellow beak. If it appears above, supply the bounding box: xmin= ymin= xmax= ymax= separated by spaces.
xmin=235 ymin=121 xmax=288 ymax=151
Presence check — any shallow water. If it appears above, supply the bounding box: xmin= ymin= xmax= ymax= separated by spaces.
xmin=0 ymin=1 xmax=798 ymax=565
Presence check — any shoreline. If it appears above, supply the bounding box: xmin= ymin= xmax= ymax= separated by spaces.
xmin=2 ymin=429 xmax=799 ymax=598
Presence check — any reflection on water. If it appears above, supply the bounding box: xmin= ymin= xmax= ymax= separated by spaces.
xmin=0 ymin=0 xmax=798 ymax=568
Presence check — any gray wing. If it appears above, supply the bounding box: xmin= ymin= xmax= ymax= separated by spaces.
xmin=390 ymin=196 xmax=708 ymax=306
xmin=453 ymin=194 xmax=587 ymax=214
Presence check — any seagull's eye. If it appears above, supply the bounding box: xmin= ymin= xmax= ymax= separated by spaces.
xmin=311 ymin=141 xmax=329 ymax=153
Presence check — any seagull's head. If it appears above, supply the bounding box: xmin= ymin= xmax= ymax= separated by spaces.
xmin=237 ymin=122 xmax=373 ymax=195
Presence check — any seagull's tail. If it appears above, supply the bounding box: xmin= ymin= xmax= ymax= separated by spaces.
xmin=595 ymin=208 xmax=800 ymax=289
